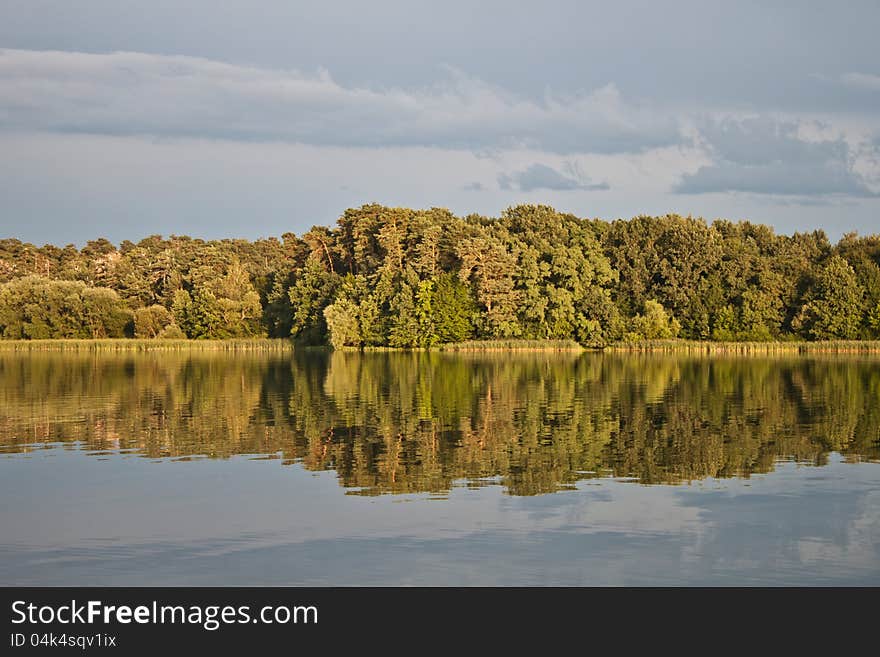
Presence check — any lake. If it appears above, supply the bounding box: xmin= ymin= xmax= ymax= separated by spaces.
xmin=1 ymin=350 xmax=878 ymax=585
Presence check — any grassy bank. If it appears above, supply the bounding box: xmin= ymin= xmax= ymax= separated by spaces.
xmin=605 ymin=339 xmax=880 ymax=354
xmin=0 ymin=338 xmax=294 ymax=352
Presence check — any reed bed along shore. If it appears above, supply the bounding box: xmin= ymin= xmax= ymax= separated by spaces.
xmin=370 ymin=338 xmax=880 ymax=354
xmin=0 ymin=338 xmax=294 ymax=352
xmin=436 ymin=339 xmax=585 ymax=352
xmin=2 ymin=338 xmax=880 ymax=355
xmin=355 ymin=339 xmax=584 ymax=353
xmin=605 ymin=339 xmax=880 ymax=354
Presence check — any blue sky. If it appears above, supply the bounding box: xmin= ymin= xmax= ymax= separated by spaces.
xmin=1 ymin=0 xmax=878 ymax=244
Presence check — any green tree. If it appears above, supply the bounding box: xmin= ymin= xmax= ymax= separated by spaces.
xmin=869 ymin=302 xmax=880 ymax=335
xmin=81 ymin=286 xmax=133 ymax=338
xmin=324 ymin=298 xmax=362 ymax=348
xmin=388 ymin=276 xmax=420 ymax=348
xmin=288 ymin=259 xmax=340 ymax=344
xmin=134 ymin=304 xmax=176 ymax=338
xmin=457 ymin=235 xmax=521 ymax=338
xmin=836 ymin=232 xmax=880 ymax=338
xmin=1 ymin=203 xmax=879 ymax=347
xmin=711 ymin=305 xmax=737 ymax=341
xmin=172 ymin=288 xmax=222 ymax=339
xmin=212 ymin=259 xmax=264 ymax=337
xmin=793 ymin=255 xmax=866 ymax=340
xmin=432 ymin=273 xmax=475 ymax=343
xmin=626 ymin=300 xmax=681 ymax=341
xmin=0 ymin=276 xmax=131 ymax=339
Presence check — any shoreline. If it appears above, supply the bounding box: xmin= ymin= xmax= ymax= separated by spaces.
xmin=603 ymin=339 xmax=880 ymax=354
xmin=2 ymin=337 xmax=880 ymax=354
xmin=0 ymin=338 xmax=294 ymax=351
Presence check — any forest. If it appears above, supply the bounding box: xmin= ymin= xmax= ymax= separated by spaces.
xmin=1 ymin=204 xmax=879 ymax=346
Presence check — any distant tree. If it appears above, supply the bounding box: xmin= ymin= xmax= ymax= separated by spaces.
xmin=324 ymin=298 xmax=362 ymax=349
xmin=387 ymin=285 xmax=419 ymax=348
xmin=869 ymin=302 xmax=880 ymax=335
xmin=835 ymin=232 xmax=880 ymax=338
xmin=626 ymin=300 xmax=681 ymax=341
xmin=1 ymin=204 xmax=879 ymax=346
xmin=793 ymin=255 xmax=866 ymax=340
xmin=457 ymin=235 xmax=521 ymax=338
xmin=736 ymin=287 xmax=782 ymax=341
xmin=172 ymin=288 xmax=223 ymax=339
xmin=415 ymin=279 xmax=438 ymax=346
xmin=432 ymin=273 xmax=475 ymax=343
xmin=134 ymin=304 xmax=175 ymax=339
xmin=212 ymin=259 xmax=264 ymax=337
xmin=0 ymin=276 xmax=131 ymax=339
xmin=263 ymin=272 xmax=296 ymax=338
xmin=288 ymin=259 xmax=340 ymax=344
xmin=81 ymin=286 xmax=133 ymax=338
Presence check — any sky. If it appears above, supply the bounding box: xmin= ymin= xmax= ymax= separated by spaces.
xmin=0 ymin=0 xmax=878 ymax=245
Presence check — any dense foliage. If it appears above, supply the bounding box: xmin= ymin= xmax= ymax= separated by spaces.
xmin=2 ymin=204 xmax=879 ymax=344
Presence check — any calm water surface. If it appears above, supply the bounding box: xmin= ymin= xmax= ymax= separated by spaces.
xmin=1 ymin=350 xmax=878 ymax=585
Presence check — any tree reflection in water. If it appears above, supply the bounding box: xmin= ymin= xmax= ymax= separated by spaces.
xmin=1 ymin=351 xmax=878 ymax=495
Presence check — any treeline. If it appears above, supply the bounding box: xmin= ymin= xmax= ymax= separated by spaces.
xmin=2 ymin=204 xmax=879 ymax=345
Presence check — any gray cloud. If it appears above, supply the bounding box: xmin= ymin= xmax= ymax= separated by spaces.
xmin=0 ymin=48 xmax=681 ymax=155
xmin=498 ymin=163 xmax=609 ymax=192
xmin=3 ymin=2 xmax=880 ymax=115
xmin=678 ymin=162 xmax=877 ymax=197
xmin=841 ymin=72 xmax=880 ymax=92
xmin=676 ymin=117 xmax=879 ymax=198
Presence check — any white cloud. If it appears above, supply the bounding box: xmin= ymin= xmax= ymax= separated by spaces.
xmin=0 ymin=48 xmax=682 ymax=154
xmin=3 ymin=48 xmax=880 ymax=246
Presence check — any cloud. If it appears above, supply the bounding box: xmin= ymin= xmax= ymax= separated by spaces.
xmin=462 ymin=181 xmax=485 ymax=191
xmin=678 ymin=161 xmax=878 ymax=198
xmin=840 ymin=72 xmax=880 ymax=91
xmin=0 ymin=48 xmax=683 ymax=155
xmin=676 ymin=117 xmax=880 ymax=198
xmin=497 ymin=163 xmax=609 ymax=192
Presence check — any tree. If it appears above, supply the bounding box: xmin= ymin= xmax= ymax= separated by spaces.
xmin=288 ymin=259 xmax=340 ymax=344
xmin=324 ymin=298 xmax=362 ymax=348
xmin=711 ymin=305 xmax=737 ymax=341
xmin=81 ymin=286 xmax=133 ymax=338
xmin=499 ymin=205 xmax=619 ymax=345
xmin=626 ymin=300 xmax=681 ymax=341
xmin=0 ymin=276 xmax=131 ymax=339
xmin=457 ymin=235 xmax=521 ymax=338
xmin=212 ymin=259 xmax=264 ymax=337
xmin=134 ymin=304 xmax=176 ymax=339
xmin=793 ymin=255 xmax=866 ymax=340
xmin=836 ymin=232 xmax=880 ymax=338
xmin=172 ymin=288 xmax=222 ymax=339
xmin=263 ymin=271 xmax=296 ymax=338
xmin=0 ymin=204 xmax=879 ymax=347
xmin=869 ymin=302 xmax=880 ymax=335
xmin=432 ymin=273 xmax=475 ymax=343
xmin=387 ymin=281 xmax=419 ymax=348
xmin=736 ymin=287 xmax=782 ymax=341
